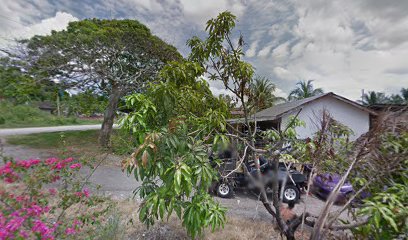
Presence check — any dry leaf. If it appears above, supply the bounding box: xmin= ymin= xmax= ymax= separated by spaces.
xmin=142 ymin=150 xmax=149 ymax=167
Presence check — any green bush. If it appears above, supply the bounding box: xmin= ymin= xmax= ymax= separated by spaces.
xmin=0 ymin=101 xmax=93 ymax=128
xmin=110 ymin=129 xmax=138 ymax=155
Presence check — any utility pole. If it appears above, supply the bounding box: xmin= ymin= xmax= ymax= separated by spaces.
xmin=57 ymin=92 xmax=61 ymax=117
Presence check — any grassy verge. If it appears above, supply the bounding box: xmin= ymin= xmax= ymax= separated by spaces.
xmin=6 ymin=129 xmax=136 ymax=155
xmin=6 ymin=130 xmax=100 ymax=149
xmin=0 ymin=101 xmax=102 ymax=129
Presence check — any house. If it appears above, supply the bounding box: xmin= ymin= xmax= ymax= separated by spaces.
xmin=229 ymin=92 xmax=377 ymax=141
xmin=38 ymin=101 xmax=56 ymax=114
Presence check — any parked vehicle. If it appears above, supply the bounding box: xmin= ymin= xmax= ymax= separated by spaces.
xmin=212 ymin=154 xmax=307 ymax=202
xmin=311 ymin=173 xmax=353 ymax=204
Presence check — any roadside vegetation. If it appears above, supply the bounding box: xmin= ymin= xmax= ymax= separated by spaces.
xmin=0 ymin=101 xmax=101 ymax=129
xmin=6 ymin=130 xmax=99 ymax=149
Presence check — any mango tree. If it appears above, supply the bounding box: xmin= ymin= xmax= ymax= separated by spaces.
xmin=122 ymin=12 xmax=407 ymax=240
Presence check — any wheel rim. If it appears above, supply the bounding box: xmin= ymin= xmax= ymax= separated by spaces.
xmin=284 ymin=188 xmax=297 ymax=200
xmin=218 ymin=183 xmax=229 ymax=195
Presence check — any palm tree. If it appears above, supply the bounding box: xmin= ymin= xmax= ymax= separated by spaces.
xmin=388 ymin=88 xmax=408 ymax=104
xmin=248 ymin=76 xmax=285 ymax=111
xmin=400 ymin=88 xmax=408 ymax=104
xmin=360 ymin=91 xmax=388 ymax=105
xmin=288 ymin=80 xmax=324 ymax=101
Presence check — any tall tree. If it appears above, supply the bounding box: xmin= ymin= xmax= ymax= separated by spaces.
xmin=389 ymin=94 xmax=404 ymax=104
xmin=248 ymin=76 xmax=285 ymax=111
xmin=360 ymin=91 xmax=388 ymax=105
xmin=218 ymin=94 xmax=237 ymax=110
xmin=399 ymin=87 xmax=408 ymax=104
xmin=20 ymin=19 xmax=182 ymax=146
xmin=288 ymin=80 xmax=323 ymax=101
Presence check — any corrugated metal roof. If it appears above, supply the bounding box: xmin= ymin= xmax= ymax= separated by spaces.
xmin=228 ymin=92 xmax=376 ymax=124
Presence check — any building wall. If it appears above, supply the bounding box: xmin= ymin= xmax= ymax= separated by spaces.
xmin=280 ymin=96 xmax=370 ymax=140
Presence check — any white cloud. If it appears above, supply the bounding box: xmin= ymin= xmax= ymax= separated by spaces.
xmin=13 ymin=12 xmax=77 ymax=39
xmin=245 ymin=40 xmax=258 ymax=57
xmin=0 ymin=11 xmax=77 ymax=47
xmin=180 ymin=0 xmax=245 ymax=26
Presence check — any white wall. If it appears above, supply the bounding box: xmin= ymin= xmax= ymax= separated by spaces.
xmin=280 ymin=96 xmax=370 ymax=140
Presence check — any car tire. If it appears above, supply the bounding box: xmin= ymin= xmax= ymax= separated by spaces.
xmin=282 ymin=185 xmax=300 ymax=203
xmin=216 ymin=182 xmax=234 ymax=198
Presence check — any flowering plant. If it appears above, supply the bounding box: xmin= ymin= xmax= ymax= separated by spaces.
xmin=0 ymin=157 xmax=105 ymax=239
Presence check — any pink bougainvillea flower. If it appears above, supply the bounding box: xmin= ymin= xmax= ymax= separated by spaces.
xmin=51 ymin=175 xmax=60 ymax=182
xmin=30 ymin=159 xmax=41 ymax=165
xmin=17 ymin=159 xmax=41 ymax=168
xmin=4 ymin=177 xmax=15 ymax=183
xmin=0 ymin=229 xmax=10 ymax=239
xmin=27 ymin=204 xmax=43 ymax=216
xmin=69 ymin=163 xmax=81 ymax=169
xmin=5 ymin=217 xmax=25 ymax=232
xmin=63 ymin=158 xmax=74 ymax=163
xmin=45 ymin=158 xmax=58 ymax=166
xmin=19 ymin=230 xmax=29 ymax=238
xmin=83 ymin=189 xmax=90 ymax=198
xmin=15 ymin=195 xmax=26 ymax=203
xmin=53 ymin=162 xmax=64 ymax=170
xmin=0 ymin=162 xmax=12 ymax=175
xmin=73 ymin=219 xmax=81 ymax=227
xmin=48 ymin=188 xmax=57 ymax=196
xmin=32 ymin=219 xmax=54 ymax=238
xmin=74 ymin=192 xmax=82 ymax=197
xmin=65 ymin=227 xmax=76 ymax=235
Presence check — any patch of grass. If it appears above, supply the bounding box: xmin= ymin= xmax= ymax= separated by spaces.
xmin=110 ymin=129 xmax=138 ymax=155
xmin=0 ymin=101 xmax=101 ymax=128
xmin=6 ymin=130 xmax=100 ymax=149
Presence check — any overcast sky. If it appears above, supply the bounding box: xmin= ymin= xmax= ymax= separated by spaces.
xmin=1 ymin=0 xmax=407 ymax=101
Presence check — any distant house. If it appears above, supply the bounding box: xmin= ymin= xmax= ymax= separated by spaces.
xmin=229 ymin=92 xmax=377 ymax=141
xmin=38 ymin=101 xmax=56 ymax=114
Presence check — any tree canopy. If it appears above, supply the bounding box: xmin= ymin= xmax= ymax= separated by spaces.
xmin=0 ymin=59 xmax=57 ymax=104
xmin=21 ymin=19 xmax=182 ymax=146
xmin=361 ymin=88 xmax=408 ymax=105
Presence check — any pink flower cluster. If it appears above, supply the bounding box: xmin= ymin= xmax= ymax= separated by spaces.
xmin=17 ymin=159 xmax=41 ymax=169
xmin=0 ymin=203 xmax=54 ymax=239
xmin=0 ymin=162 xmax=19 ymax=183
xmin=0 ymin=157 xmax=81 ymax=184
xmin=65 ymin=220 xmax=81 ymax=235
xmin=48 ymin=157 xmax=76 ymax=170
xmin=0 ymin=157 xmax=87 ymax=239
xmin=74 ymin=188 xmax=90 ymax=198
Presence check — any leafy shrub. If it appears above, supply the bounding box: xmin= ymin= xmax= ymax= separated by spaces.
xmin=0 ymin=116 xmax=5 ymax=125
xmin=110 ymin=130 xmax=138 ymax=155
xmin=0 ymin=156 xmax=110 ymax=239
xmin=0 ymin=101 xmax=86 ymax=128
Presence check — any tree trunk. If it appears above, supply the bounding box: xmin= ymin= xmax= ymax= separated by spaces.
xmin=99 ymin=85 xmax=121 ymax=147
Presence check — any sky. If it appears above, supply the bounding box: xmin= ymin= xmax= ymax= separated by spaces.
xmin=0 ymin=0 xmax=407 ymax=101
